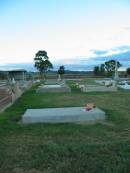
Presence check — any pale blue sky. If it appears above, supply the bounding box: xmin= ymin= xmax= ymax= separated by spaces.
xmin=0 ymin=0 xmax=130 ymax=64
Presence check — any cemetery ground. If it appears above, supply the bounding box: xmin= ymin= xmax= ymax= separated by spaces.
xmin=0 ymin=79 xmax=130 ymax=173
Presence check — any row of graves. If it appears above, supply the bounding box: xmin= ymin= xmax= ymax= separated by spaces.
xmin=77 ymin=79 xmax=117 ymax=92
xmin=3 ymin=77 xmax=130 ymax=124
xmin=0 ymin=79 xmax=34 ymax=112
xmin=22 ymin=79 xmax=106 ymax=124
xmin=76 ymin=78 xmax=130 ymax=92
xmin=95 ymin=78 xmax=130 ymax=90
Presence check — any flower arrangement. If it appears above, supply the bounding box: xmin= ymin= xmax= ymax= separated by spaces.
xmin=85 ymin=103 xmax=96 ymax=111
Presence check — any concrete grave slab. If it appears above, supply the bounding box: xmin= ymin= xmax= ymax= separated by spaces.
xmin=117 ymin=81 xmax=130 ymax=90
xmin=80 ymin=85 xmax=117 ymax=92
xmin=36 ymin=84 xmax=71 ymax=93
xmin=45 ymin=79 xmax=65 ymax=85
xmin=22 ymin=107 xmax=106 ymax=123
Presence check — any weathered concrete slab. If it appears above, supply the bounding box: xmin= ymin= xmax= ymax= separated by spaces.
xmin=118 ymin=84 xmax=130 ymax=89
xmin=22 ymin=107 xmax=106 ymax=123
xmin=36 ymin=84 xmax=71 ymax=93
xmin=45 ymin=79 xmax=65 ymax=85
xmin=117 ymin=81 xmax=130 ymax=90
xmin=95 ymin=79 xmax=116 ymax=87
xmin=81 ymin=85 xmax=117 ymax=92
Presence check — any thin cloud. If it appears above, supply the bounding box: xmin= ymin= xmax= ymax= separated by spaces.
xmin=91 ymin=45 xmax=130 ymax=58
xmin=123 ymin=26 xmax=130 ymax=31
xmin=91 ymin=50 xmax=108 ymax=56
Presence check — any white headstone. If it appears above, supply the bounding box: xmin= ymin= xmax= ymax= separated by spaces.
xmin=12 ymin=78 xmax=16 ymax=84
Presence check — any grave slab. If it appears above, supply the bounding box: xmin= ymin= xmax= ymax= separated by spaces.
xmin=80 ymin=85 xmax=117 ymax=92
xmin=22 ymin=107 xmax=106 ymax=123
xmin=36 ymin=84 xmax=71 ymax=93
xmin=45 ymin=79 xmax=65 ymax=85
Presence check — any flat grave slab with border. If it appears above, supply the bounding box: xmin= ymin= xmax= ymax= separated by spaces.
xmin=80 ymin=85 xmax=117 ymax=92
xmin=22 ymin=107 xmax=106 ymax=123
xmin=36 ymin=84 xmax=71 ymax=93
xmin=44 ymin=79 xmax=65 ymax=85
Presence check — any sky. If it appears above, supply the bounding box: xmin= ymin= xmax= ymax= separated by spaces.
xmin=0 ymin=0 xmax=130 ymax=66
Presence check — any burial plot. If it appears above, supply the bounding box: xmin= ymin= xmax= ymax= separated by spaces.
xmin=118 ymin=81 xmax=130 ymax=90
xmin=95 ymin=79 xmax=116 ymax=87
xmin=45 ymin=79 xmax=65 ymax=85
xmin=36 ymin=84 xmax=71 ymax=93
xmin=80 ymin=85 xmax=117 ymax=92
xmin=22 ymin=107 xmax=106 ymax=123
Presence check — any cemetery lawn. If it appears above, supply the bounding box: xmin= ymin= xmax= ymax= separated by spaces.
xmin=0 ymin=80 xmax=130 ymax=173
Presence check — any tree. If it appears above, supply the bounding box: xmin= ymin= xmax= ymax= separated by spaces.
xmin=34 ymin=50 xmax=53 ymax=79
xmin=126 ymin=67 xmax=130 ymax=76
xmin=58 ymin=66 xmax=65 ymax=79
xmin=104 ymin=60 xmax=122 ymax=77
xmin=0 ymin=71 xmax=6 ymax=80
xmin=93 ymin=66 xmax=100 ymax=76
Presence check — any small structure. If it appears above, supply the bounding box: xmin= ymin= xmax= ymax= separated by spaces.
xmin=7 ymin=69 xmax=26 ymax=81
xmin=22 ymin=107 xmax=106 ymax=123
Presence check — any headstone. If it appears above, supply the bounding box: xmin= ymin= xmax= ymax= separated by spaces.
xmin=58 ymin=74 xmax=61 ymax=81
xmin=12 ymin=78 xmax=16 ymax=84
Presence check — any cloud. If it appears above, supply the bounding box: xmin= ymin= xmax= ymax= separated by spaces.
xmin=112 ymin=45 xmax=130 ymax=51
xmin=54 ymin=45 xmax=130 ymax=67
xmin=91 ymin=50 xmax=108 ymax=56
xmin=91 ymin=45 xmax=130 ymax=58
xmin=93 ymin=51 xmax=130 ymax=64
xmin=123 ymin=26 xmax=130 ymax=31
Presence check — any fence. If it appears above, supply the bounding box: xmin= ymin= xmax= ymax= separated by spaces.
xmin=0 ymin=81 xmax=13 ymax=111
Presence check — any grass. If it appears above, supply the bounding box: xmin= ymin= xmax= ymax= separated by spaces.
xmin=0 ymin=80 xmax=130 ymax=173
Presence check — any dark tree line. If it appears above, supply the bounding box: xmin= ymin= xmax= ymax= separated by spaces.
xmin=93 ymin=60 xmax=122 ymax=77
xmin=94 ymin=64 xmax=105 ymax=76
xmin=33 ymin=50 xmax=129 ymax=79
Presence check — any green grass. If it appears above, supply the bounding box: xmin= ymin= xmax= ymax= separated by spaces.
xmin=0 ymin=81 xmax=130 ymax=173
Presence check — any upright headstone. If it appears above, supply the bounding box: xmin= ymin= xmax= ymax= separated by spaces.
xmin=12 ymin=78 xmax=16 ymax=84
xmin=114 ymin=60 xmax=119 ymax=80
xmin=57 ymin=74 xmax=61 ymax=81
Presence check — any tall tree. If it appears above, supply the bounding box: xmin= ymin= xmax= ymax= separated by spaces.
xmin=104 ymin=60 xmax=122 ymax=77
xmin=34 ymin=50 xmax=53 ymax=79
xmin=58 ymin=66 xmax=65 ymax=79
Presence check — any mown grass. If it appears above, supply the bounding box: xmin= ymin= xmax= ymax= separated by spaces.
xmin=0 ymin=80 xmax=130 ymax=173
